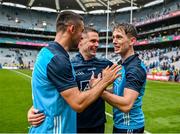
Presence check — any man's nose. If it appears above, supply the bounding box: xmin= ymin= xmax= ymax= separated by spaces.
xmin=113 ymin=39 xmax=117 ymax=45
xmin=94 ymin=41 xmax=99 ymax=47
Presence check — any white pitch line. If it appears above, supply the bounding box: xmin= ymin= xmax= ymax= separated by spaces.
xmin=11 ymin=70 xmax=151 ymax=134
xmin=144 ymin=130 xmax=151 ymax=134
xmin=11 ymin=70 xmax=32 ymax=79
xmin=105 ymin=112 xmax=113 ymax=118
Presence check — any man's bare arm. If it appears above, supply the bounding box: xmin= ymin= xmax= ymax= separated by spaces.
xmin=102 ymin=88 xmax=139 ymax=113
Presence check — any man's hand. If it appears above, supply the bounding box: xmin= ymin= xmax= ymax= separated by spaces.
xmin=27 ymin=106 xmax=45 ymax=127
xmin=89 ymin=71 xmax=102 ymax=88
xmin=102 ymin=64 xmax=121 ymax=85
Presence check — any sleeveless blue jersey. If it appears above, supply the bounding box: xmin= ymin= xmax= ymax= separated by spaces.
xmin=29 ymin=42 xmax=78 ymax=133
xmin=113 ymin=54 xmax=147 ymax=130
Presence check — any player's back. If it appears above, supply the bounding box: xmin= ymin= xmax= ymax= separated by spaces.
xmin=29 ymin=42 xmax=76 ymax=133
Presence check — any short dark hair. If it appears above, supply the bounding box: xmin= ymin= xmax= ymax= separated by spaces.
xmin=113 ymin=23 xmax=137 ymax=38
xmin=83 ymin=27 xmax=98 ymax=34
xmin=56 ymin=11 xmax=83 ymax=33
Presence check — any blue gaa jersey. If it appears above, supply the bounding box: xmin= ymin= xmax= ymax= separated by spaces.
xmin=29 ymin=42 xmax=78 ymax=133
xmin=71 ymin=52 xmax=113 ymax=128
xmin=113 ymin=54 xmax=147 ymax=130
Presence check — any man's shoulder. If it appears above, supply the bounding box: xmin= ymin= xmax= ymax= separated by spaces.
xmin=71 ymin=54 xmax=113 ymax=67
xmin=45 ymin=48 xmax=70 ymax=71
xmin=126 ymin=63 xmax=146 ymax=76
xmin=71 ymin=54 xmax=81 ymax=63
xmin=95 ymin=57 xmax=113 ymax=66
xmin=36 ymin=47 xmax=54 ymax=62
xmin=125 ymin=60 xmax=146 ymax=84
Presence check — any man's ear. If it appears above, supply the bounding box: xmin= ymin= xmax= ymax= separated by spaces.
xmin=68 ymin=25 xmax=75 ymax=34
xmin=78 ymin=43 xmax=81 ymax=49
xmin=130 ymin=37 xmax=136 ymax=46
xmin=78 ymin=37 xmax=83 ymax=48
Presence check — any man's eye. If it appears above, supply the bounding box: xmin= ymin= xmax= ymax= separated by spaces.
xmin=118 ymin=36 xmax=122 ymax=39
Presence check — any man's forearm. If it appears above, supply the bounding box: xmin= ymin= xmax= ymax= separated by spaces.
xmin=74 ymin=79 xmax=110 ymax=112
xmin=102 ymin=91 xmax=130 ymax=112
xmin=105 ymin=87 xmax=113 ymax=93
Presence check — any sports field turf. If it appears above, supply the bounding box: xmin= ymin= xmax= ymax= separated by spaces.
xmin=0 ymin=69 xmax=180 ymax=133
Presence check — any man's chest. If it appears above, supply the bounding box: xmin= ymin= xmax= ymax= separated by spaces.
xmin=74 ymin=63 xmax=107 ymax=91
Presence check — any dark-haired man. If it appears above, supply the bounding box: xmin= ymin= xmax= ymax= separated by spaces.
xmin=29 ymin=11 xmax=120 ymax=133
xmin=72 ymin=27 xmax=113 ymax=133
xmin=28 ymin=27 xmax=113 ymax=133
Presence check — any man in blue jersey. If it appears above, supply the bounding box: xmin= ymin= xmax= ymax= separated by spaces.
xmin=28 ymin=22 xmax=146 ymax=133
xmin=28 ymin=27 xmax=113 ymax=133
xmin=102 ymin=23 xmax=147 ymax=133
xmin=29 ymin=11 xmax=120 ymax=133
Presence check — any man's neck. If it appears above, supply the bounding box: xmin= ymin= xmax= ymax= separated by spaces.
xmin=54 ymin=32 xmax=70 ymax=51
xmin=121 ymin=50 xmax=135 ymax=63
xmin=79 ymin=51 xmax=94 ymax=61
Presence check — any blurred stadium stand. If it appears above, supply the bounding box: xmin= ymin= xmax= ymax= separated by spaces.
xmin=0 ymin=0 xmax=180 ymax=81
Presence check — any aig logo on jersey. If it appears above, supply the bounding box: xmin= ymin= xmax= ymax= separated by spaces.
xmin=80 ymin=80 xmax=90 ymax=91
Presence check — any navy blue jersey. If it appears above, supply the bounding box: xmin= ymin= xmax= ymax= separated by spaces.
xmin=71 ymin=53 xmax=113 ymax=128
xmin=29 ymin=42 xmax=78 ymax=133
xmin=113 ymin=54 xmax=147 ymax=130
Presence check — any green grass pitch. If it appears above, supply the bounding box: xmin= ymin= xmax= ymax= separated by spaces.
xmin=0 ymin=69 xmax=180 ymax=133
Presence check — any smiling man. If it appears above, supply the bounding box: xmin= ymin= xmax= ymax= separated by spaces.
xmin=28 ymin=11 xmax=120 ymax=133
xmin=102 ymin=23 xmax=147 ymax=133
xmin=71 ymin=27 xmax=113 ymax=133
xmin=28 ymin=27 xmax=114 ymax=133
xmin=27 ymin=23 xmax=146 ymax=133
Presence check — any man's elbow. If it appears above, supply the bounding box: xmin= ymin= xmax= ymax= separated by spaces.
xmin=72 ymin=104 xmax=85 ymax=113
xmin=118 ymin=104 xmax=132 ymax=113
xmin=75 ymin=108 xmax=84 ymax=113
xmin=121 ymin=107 xmax=131 ymax=113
